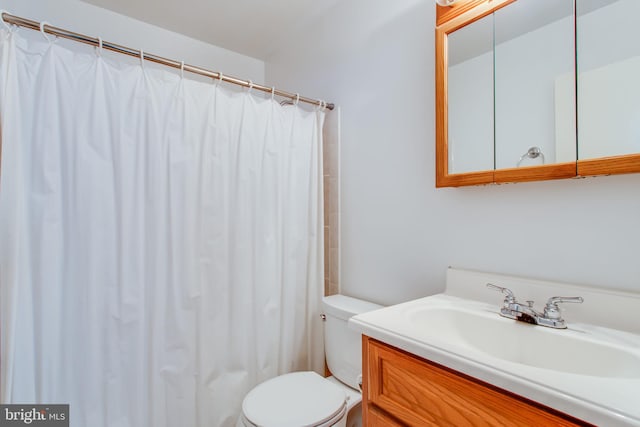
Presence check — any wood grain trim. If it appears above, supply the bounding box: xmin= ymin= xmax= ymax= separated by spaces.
xmin=494 ymin=162 xmax=576 ymax=184
xmin=361 ymin=335 xmax=371 ymax=427
xmin=364 ymin=337 xmax=593 ymax=427
xmin=436 ymin=0 xmax=488 ymax=27
xmin=436 ymin=0 xmax=516 ymax=40
xmin=578 ymin=153 xmax=640 ymax=177
xmin=436 ymin=170 xmax=495 ymax=188
xmin=366 ymin=405 xmax=403 ymax=427
xmin=434 ymin=24 xmax=449 ymax=187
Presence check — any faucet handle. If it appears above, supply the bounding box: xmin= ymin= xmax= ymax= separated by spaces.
xmin=486 ymin=283 xmax=516 ymax=304
xmin=546 ymin=296 xmax=584 ymax=305
xmin=544 ymin=296 xmax=584 ymax=320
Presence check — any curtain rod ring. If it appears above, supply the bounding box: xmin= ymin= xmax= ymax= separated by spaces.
xmin=180 ymin=60 xmax=184 ymax=79
xmin=217 ymin=72 xmax=223 ymax=85
xmin=96 ymin=36 xmax=103 ymax=57
xmin=271 ymin=87 xmax=275 ymax=100
xmin=247 ymin=80 xmax=253 ymax=92
xmin=39 ymin=21 xmax=53 ymax=42
xmin=294 ymin=93 xmax=299 ymax=105
xmin=139 ymin=49 xmax=144 ymax=67
xmin=0 ymin=10 xmax=11 ymax=31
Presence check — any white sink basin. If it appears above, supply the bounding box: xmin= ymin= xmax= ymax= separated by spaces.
xmin=406 ymin=306 xmax=640 ymax=378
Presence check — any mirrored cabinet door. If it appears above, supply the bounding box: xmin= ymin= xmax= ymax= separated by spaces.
xmin=447 ymin=13 xmax=494 ymax=175
xmin=493 ymin=0 xmax=576 ymax=181
xmin=435 ymin=0 xmax=512 ymax=187
xmin=576 ymin=0 xmax=640 ymax=175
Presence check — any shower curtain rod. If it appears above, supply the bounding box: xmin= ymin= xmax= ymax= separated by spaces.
xmin=0 ymin=11 xmax=335 ymax=111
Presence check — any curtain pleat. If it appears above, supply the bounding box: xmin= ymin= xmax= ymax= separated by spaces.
xmin=0 ymin=28 xmax=325 ymax=427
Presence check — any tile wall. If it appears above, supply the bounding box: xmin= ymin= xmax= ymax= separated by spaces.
xmin=323 ymin=109 xmax=340 ymax=296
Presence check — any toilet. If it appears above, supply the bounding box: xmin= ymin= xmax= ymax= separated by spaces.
xmin=238 ymin=295 xmax=382 ymax=427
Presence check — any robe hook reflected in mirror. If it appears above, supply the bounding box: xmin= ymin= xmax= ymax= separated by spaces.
xmin=517 ymin=146 xmax=545 ymax=167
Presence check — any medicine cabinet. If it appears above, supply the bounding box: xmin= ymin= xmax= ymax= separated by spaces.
xmin=436 ymin=0 xmax=640 ymax=187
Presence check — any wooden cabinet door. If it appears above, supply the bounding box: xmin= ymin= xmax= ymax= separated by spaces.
xmin=362 ymin=336 xmax=592 ymax=427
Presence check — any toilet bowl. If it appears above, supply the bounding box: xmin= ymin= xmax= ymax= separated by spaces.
xmin=238 ymin=295 xmax=382 ymax=427
xmin=239 ymin=372 xmax=347 ymax=427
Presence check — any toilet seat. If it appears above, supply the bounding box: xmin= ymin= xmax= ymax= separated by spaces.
xmin=241 ymin=371 xmax=347 ymax=427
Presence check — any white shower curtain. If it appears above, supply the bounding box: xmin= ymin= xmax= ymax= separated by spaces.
xmin=0 ymin=28 xmax=325 ymax=427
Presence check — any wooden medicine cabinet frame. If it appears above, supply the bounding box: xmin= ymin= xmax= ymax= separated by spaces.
xmin=435 ymin=0 xmax=640 ymax=188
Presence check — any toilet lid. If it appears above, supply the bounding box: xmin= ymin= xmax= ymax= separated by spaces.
xmin=242 ymin=371 xmax=347 ymax=427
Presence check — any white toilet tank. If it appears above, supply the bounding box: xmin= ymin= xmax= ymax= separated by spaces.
xmin=322 ymin=295 xmax=382 ymax=391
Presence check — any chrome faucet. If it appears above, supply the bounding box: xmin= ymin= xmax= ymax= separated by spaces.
xmin=486 ymin=283 xmax=583 ymax=329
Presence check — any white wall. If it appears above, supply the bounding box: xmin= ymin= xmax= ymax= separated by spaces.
xmin=0 ymin=0 xmax=264 ymax=83
xmin=266 ymin=0 xmax=640 ymax=306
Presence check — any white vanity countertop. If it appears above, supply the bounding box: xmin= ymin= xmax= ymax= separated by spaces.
xmin=349 ymin=293 xmax=640 ymax=427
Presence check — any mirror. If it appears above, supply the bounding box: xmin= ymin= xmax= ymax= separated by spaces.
xmin=494 ymin=0 xmax=575 ymax=171
xmin=576 ymin=0 xmax=640 ymax=175
xmin=447 ymin=12 xmax=494 ymax=174
xmin=436 ymin=0 xmax=640 ymax=187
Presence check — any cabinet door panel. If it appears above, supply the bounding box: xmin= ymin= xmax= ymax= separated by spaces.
xmin=364 ymin=337 xmax=590 ymax=427
xmin=575 ymin=0 xmax=640 ymax=176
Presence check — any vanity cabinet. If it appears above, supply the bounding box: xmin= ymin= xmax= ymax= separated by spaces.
xmin=361 ymin=336 xmax=592 ymax=426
